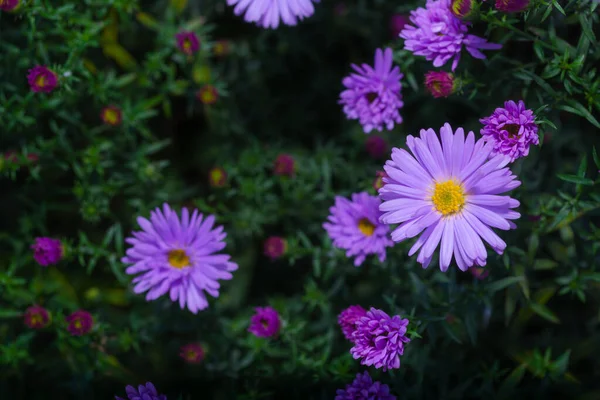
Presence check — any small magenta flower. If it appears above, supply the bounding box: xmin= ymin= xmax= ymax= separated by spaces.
xmin=373 ymin=171 xmax=387 ymax=191
xmin=31 ymin=237 xmax=63 ymax=266
xmin=335 ymin=371 xmax=396 ymax=400
xmin=495 ymin=0 xmax=530 ymax=12
xmin=213 ymin=40 xmax=231 ymax=57
xmin=470 ymin=267 xmax=489 ymax=280
xmin=249 ymin=306 xmax=281 ymax=338
xmin=365 ymin=136 xmax=388 ymax=159
xmin=197 ymin=84 xmax=218 ymax=105
xmin=27 ymin=66 xmax=58 ymax=93
xmin=264 ymin=236 xmax=287 ymax=260
xmin=176 ymin=31 xmax=200 ymax=55
xmin=208 ymin=166 xmax=227 ymax=187
xmin=273 ymin=153 xmax=296 ymax=177
xmin=116 ymin=382 xmax=167 ymax=400
xmin=425 ymin=71 xmax=456 ymax=98
xmin=479 ymin=100 xmax=539 ymax=162
xmin=338 ymin=305 xmax=367 ymax=341
xmin=350 ymin=307 xmax=411 ymax=371
xmin=390 ymin=14 xmax=410 ymax=38
xmin=101 ymin=105 xmax=122 ymax=126
xmin=451 ymin=0 xmax=476 ymax=19
xmin=0 ymin=0 xmax=19 ymax=11
xmin=180 ymin=343 xmax=205 ymax=364
xmin=66 ymin=310 xmax=93 ymax=336
xmin=24 ymin=305 xmax=50 ymax=329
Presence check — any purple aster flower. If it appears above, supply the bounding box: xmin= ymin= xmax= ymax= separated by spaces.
xmin=400 ymin=0 xmax=501 ymax=71
xmin=65 ymin=310 xmax=93 ymax=336
xmin=27 ymin=66 xmax=58 ymax=93
xmin=340 ymin=48 xmax=404 ymax=134
xmin=0 ymin=0 xmax=19 ymax=11
xmin=338 ymin=305 xmax=367 ymax=341
xmin=115 ymin=382 xmax=167 ymax=400
xmin=365 ymin=136 xmax=388 ymax=159
xmin=495 ymin=0 xmax=530 ymax=12
xmin=24 ymin=305 xmax=51 ymax=329
xmin=379 ymin=123 xmax=521 ymax=271
xmin=479 ymin=100 xmax=539 ymax=162
xmin=31 ymin=237 xmax=63 ymax=266
xmin=335 ymin=371 xmax=396 ymax=400
xmin=248 ymin=306 xmax=281 ymax=338
xmin=424 ymin=71 xmax=456 ymax=98
xmin=226 ymin=0 xmax=319 ymax=29
xmin=323 ymin=192 xmax=393 ymax=267
xmin=350 ymin=308 xmax=411 ymax=371
xmin=175 ymin=31 xmax=200 ymax=55
xmin=121 ymin=204 xmax=238 ymax=314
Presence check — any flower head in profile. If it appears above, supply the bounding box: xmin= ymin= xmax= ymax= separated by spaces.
xmin=180 ymin=343 xmax=205 ymax=364
xmin=121 ymin=204 xmax=238 ymax=314
xmin=340 ymin=48 xmax=404 ymax=134
xmin=337 ymin=305 xmax=367 ymax=341
xmin=31 ymin=237 xmax=63 ymax=266
xmin=208 ymin=166 xmax=227 ymax=187
xmin=425 ymin=71 xmax=456 ymax=98
xmin=226 ymin=0 xmax=318 ymax=29
xmin=390 ymin=14 xmax=410 ymax=38
xmin=66 ymin=310 xmax=93 ymax=336
xmin=335 ymin=371 xmax=396 ymax=400
xmin=101 ymin=105 xmax=122 ymax=126
xmin=24 ymin=305 xmax=51 ymax=329
xmin=176 ymin=31 xmax=200 ymax=55
xmin=400 ymin=0 xmax=501 ymax=71
xmin=379 ymin=123 xmax=521 ymax=271
xmin=0 ymin=0 xmax=19 ymax=11
xmin=249 ymin=306 xmax=281 ymax=338
xmin=479 ymin=100 xmax=539 ymax=162
xmin=264 ymin=236 xmax=287 ymax=260
xmin=373 ymin=171 xmax=388 ymax=191
xmin=323 ymin=192 xmax=393 ymax=267
xmin=197 ymin=85 xmax=218 ymax=105
xmin=495 ymin=0 xmax=530 ymax=13
xmin=115 ymin=382 xmax=167 ymax=400
xmin=350 ymin=308 xmax=411 ymax=371
xmin=27 ymin=66 xmax=58 ymax=93
xmin=365 ymin=136 xmax=388 ymax=159
xmin=273 ymin=153 xmax=296 ymax=176
xmin=451 ymin=0 xmax=476 ymax=19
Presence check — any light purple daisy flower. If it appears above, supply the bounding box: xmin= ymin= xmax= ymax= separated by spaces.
xmin=340 ymin=48 xmax=404 ymax=134
xmin=335 ymin=371 xmax=396 ymax=400
xmin=479 ymin=100 xmax=539 ymax=163
xmin=323 ymin=192 xmax=393 ymax=267
xmin=400 ymin=0 xmax=502 ymax=71
xmin=379 ymin=123 xmax=521 ymax=271
xmin=226 ymin=0 xmax=319 ymax=29
xmin=350 ymin=307 xmax=411 ymax=371
xmin=121 ymin=204 xmax=238 ymax=314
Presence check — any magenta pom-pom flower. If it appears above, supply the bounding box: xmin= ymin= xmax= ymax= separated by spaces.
xmin=340 ymin=48 xmax=404 ymax=134
xmin=479 ymin=100 xmax=539 ymax=163
xmin=176 ymin=31 xmax=200 ymax=55
xmin=101 ymin=105 xmax=122 ymax=126
xmin=273 ymin=153 xmax=296 ymax=176
xmin=31 ymin=237 xmax=63 ymax=266
xmin=335 ymin=371 xmax=396 ymax=400
xmin=495 ymin=0 xmax=530 ymax=13
xmin=121 ymin=204 xmax=238 ymax=314
xmin=0 ymin=0 xmax=19 ymax=12
xmin=451 ymin=0 xmax=475 ymax=19
xmin=115 ymin=382 xmax=167 ymax=400
xmin=338 ymin=305 xmax=367 ymax=341
xmin=66 ymin=310 xmax=93 ymax=336
xmin=197 ymin=84 xmax=218 ymax=105
xmin=373 ymin=171 xmax=387 ymax=191
xmin=365 ymin=136 xmax=388 ymax=159
xmin=425 ymin=71 xmax=456 ymax=98
xmin=400 ymin=0 xmax=501 ymax=71
xmin=27 ymin=65 xmax=58 ymax=93
xmin=226 ymin=0 xmax=319 ymax=29
xmin=248 ymin=306 xmax=281 ymax=338
xmin=379 ymin=123 xmax=521 ymax=271
xmin=24 ymin=305 xmax=50 ymax=329
xmin=180 ymin=343 xmax=205 ymax=364
xmin=323 ymin=192 xmax=393 ymax=267
xmin=350 ymin=307 xmax=411 ymax=371
xmin=264 ymin=236 xmax=287 ymax=260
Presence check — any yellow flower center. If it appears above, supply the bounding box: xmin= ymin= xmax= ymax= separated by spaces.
xmin=168 ymin=249 xmax=191 ymax=269
xmin=358 ymin=218 xmax=376 ymax=236
xmin=31 ymin=314 xmax=42 ymax=325
xmin=432 ymin=180 xmax=466 ymax=216
xmin=74 ymin=319 xmax=83 ymax=329
xmin=36 ymin=75 xmax=47 ymax=87
xmin=210 ymin=169 xmax=223 ymax=185
xmin=200 ymin=89 xmax=216 ymax=104
xmin=103 ymin=109 xmax=119 ymax=125
xmin=183 ymin=39 xmax=192 ymax=52
xmin=504 ymin=123 xmax=520 ymax=138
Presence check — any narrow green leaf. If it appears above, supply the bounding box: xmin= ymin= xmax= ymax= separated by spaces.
xmin=0 ymin=309 xmax=22 ymax=318
xmin=530 ymin=303 xmax=560 ymax=323
xmin=487 ymin=276 xmax=524 ymax=293
xmin=558 ymin=102 xmax=600 ymax=129
xmin=592 ymin=147 xmax=600 ymax=169
xmin=579 ymin=14 xmax=596 ymax=42
xmin=557 ymin=174 xmax=594 ymax=185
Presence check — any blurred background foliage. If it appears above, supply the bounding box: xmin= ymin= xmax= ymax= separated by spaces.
xmin=1 ymin=0 xmax=600 ymax=399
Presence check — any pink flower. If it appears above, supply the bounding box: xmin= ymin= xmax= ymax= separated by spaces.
xmin=208 ymin=167 xmax=227 ymax=187
xmin=100 ymin=105 xmax=122 ymax=126
xmin=0 ymin=0 xmax=19 ymax=11
xmin=31 ymin=237 xmax=63 ymax=266
xmin=197 ymin=85 xmax=218 ymax=105
xmin=180 ymin=343 xmax=205 ymax=363
xmin=24 ymin=305 xmax=50 ymax=329
xmin=495 ymin=0 xmax=530 ymax=13
xmin=27 ymin=66 xmax=58 ymax=93
xmin=338 ymin=305 xmax=367 ymax=340
xmin=424 ymin=71 xmax=456 ymax=98
xmin=264 ymin=236 xmax=287 ymax=260
xmin=176 ymin=31 xmax=200 ymax=55
xmin=66 ymin=310 xmax=93 ymax=336
xmin=249 ymin=306 xmax=281 ymax=338
xmin=273 ymin=154 xmax=296 ymax=177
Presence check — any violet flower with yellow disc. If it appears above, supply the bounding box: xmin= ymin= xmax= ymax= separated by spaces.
xmin=121 ymin=204 xmax=238 ymax=313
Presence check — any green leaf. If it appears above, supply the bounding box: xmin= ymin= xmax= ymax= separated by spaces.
xmin=533 ymin=259 xmax=559 ymax=270
xmin=530 ymin=303 xmax=560 ymax=324
xmin=579 ymin=14 xmax=596 ymax=43
xmin=557 ymin=174 xmax=594 ymax=185
xmin=0 ymin=309 xmax=22 ymax=318
xmin=592 ymin=147 xmax=600 ymax=169
xmin=488 ymin=276 xmax=524 ymax=293
xmin=558 ymin=102 xmax=600 ymax=129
